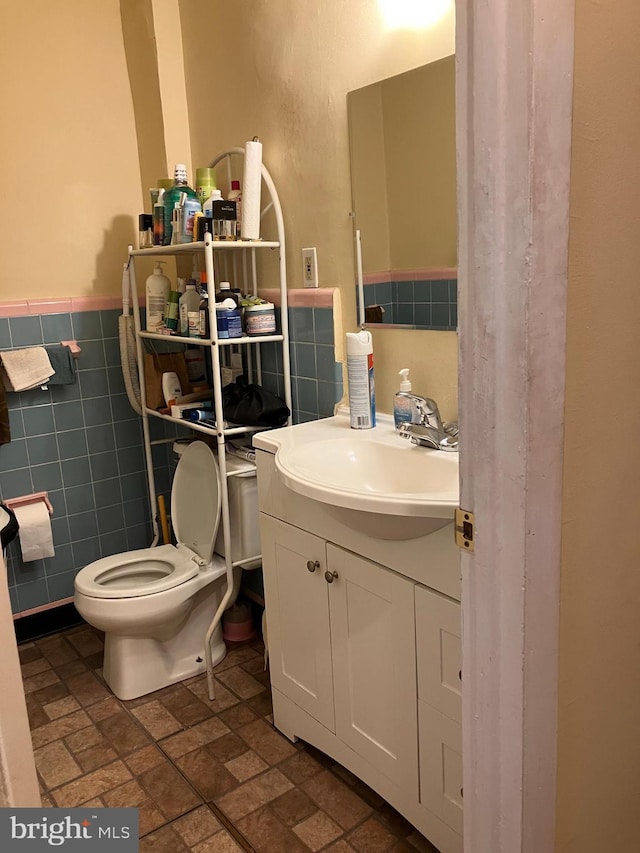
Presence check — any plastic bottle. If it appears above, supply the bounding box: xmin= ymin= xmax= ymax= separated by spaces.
xmin=394 ymin=368 xmax=415 ymax=427
xmin=195 ymin=167 xmax=216 ymax=208
xmin=203 ymin=188 xmax=223 ymax=218
xmin=228 ymin=180 xmax=242 ymax=238
xmin=164 ymin=287 xmax=180 ymax=332
xmin=153 ymin=189 xmax=165 ymax=245
xmin=179 ymin=281 xmax=200 ymax=337
xmin=163 ymin=164 xmax=198 ymax=245
xmin=179 ymin=195 xmax=202 ymax=243
xmin=145 ymin=262 xmax=171 ymax=332
xmin=198 ymin=272 xmax=210 ymax=339
xmin=215 ymin=282 xmax=242 ymax=339
xmin=346 ymin=330 xmax=375 ymax=429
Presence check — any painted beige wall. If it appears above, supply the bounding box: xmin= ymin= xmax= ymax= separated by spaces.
xmin=556 ymin=1 xmax=640 ymax=850
xmin=179 ymin=0 xmax=457 ymax=416
xmin=0 ymin=1 xmax=144 ymax=299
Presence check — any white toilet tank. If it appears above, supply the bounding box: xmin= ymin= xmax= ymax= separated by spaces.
xmin=213 ymin=453 xmax=260 ymax=567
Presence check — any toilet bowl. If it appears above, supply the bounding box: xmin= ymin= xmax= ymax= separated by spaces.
xmin=74 ymin=441 xmax=236 ymax=701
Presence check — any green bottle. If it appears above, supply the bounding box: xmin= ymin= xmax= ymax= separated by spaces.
xmin=163 ymin=164 xmax=197 ymax=245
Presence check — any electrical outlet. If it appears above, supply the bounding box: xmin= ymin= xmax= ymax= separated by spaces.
xmin=302 ymin=247 xmax=319 ymax=288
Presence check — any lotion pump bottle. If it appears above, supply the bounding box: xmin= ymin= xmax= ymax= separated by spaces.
xmin=145 ymin=262 xmax=171 ymax=332
xmin=394 ymin=369 xmax=414 ymax=427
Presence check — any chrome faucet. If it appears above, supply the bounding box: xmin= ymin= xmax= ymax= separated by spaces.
xmin=397 ymin=397 xmax=459 ymax=452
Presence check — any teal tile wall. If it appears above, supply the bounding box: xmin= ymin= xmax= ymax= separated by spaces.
xmin=360 ymin=279 xmax=458 ymax=329
xmin=2 ymin=301 xmax=342 ymax=616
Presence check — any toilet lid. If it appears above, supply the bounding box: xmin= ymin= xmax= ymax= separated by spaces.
xmin=171 ymin=441 xmax=222 ymax=562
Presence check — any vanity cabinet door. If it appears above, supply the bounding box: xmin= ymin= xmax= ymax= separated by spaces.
xmin=415 ymin=585 xmax=461 ymax=723
xmin=260 ymin=514 xmax=335 ymax=731
xmin=327 ymin=544 xmax=419 ymax=798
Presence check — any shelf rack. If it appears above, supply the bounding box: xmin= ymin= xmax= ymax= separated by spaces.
xmin=127 ymin=148 xmax=291 ymax=699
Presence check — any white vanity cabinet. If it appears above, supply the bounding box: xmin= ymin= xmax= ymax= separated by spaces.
xmin=256 ymin=442 xmax=463 ymax=853
xmin=261 ymin=515 xmax=419 ymax=797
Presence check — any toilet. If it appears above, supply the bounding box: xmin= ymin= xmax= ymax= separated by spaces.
xmin=74 ymin=441 xmax=240 ymax=701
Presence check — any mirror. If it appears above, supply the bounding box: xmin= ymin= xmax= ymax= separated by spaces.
xmin=347 ymin=55 xmax=456 ymax=330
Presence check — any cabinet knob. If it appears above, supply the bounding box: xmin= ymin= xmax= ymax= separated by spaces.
xmin=306 ymin=560 xmax=319 ymax=573
xmin=324 ymin=570 xmax=339 ymax=584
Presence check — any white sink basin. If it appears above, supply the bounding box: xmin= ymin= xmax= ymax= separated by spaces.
xmin=253 ymin=412 xmax=459 ymax=520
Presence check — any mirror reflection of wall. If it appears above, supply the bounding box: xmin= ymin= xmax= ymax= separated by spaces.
xmin=348 ymin=55 xmax=456 ymax=330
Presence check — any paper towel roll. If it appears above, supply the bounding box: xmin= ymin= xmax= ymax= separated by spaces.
xmin=14 ymin=501 xmax=55 ymax=562
xmin=241 ymin=138 xmax=263 ymax=240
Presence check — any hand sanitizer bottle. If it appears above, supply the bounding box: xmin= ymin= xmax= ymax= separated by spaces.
xmin=394 ymin=368 xmax=415 ymax=427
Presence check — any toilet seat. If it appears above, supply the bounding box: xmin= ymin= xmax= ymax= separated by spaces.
xmin=76 ymin=442 xmax=222 ymax=600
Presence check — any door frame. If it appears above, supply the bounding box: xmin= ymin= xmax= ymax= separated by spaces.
xmin=456 ymin=2 xmax=575 ymax=850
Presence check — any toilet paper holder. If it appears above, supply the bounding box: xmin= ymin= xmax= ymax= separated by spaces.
xmin=4 ymin=491 xmax=54 ymax=516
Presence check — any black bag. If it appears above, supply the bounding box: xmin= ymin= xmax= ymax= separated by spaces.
xmin=222 ymin=377 xmax=290 ymax=427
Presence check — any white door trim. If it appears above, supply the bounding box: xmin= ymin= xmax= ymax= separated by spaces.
xmin=456 ymin=2 xmax=575 ymax=851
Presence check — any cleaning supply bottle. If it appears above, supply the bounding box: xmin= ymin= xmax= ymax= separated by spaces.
xmin=163 ymin=164 xmax=197 ymax=245
xmin=145 ymin=262 xmax=171 ymax=332
xmin=228 ymin=180 xmax=242 ymax=238
xmin=215 ymin=281 xmax=242 ymax=339
xmin=346 ymin=330 xmax=375 ymax=429
xmin=394 ymin=368 xmax=415 ymax=427
xmin=179 ymin=280 xmax=200 ymax=337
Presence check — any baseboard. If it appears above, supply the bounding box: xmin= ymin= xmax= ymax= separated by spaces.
xmin=14 ymin=602 xmax=85 ymax=644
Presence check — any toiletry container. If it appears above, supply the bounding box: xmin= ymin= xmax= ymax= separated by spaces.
xmin=203 ymin=188 xmax=223 ymax=218
xmin=394 ymin=368 xmax=415 ymax=427
xmin=179 ymin=281 xmax=200 ymax=337
xmin=145 ymin=262 xmax=171 ymax=332
xmin=163 ymin=164 xmax=198 ymax=245
xmin=228 ymin=180 xmax=242 ymax=238
xmin=215 ymin=282 xmax=242 ymax=339
xmin=179 ymin=195 xmax=202 ymax=243
xmin=164 ymin=288 xmax=180 ymax=332
xmin=195 ymin=167 xmax=217 ymax=208
xmin=245 ymin=302 xmax=276 ymax=336
xmin=346 ymin=330 xmax=375 ymax=429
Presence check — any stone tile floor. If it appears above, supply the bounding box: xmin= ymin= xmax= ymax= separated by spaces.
xmin=20 ymin=623 xmax=438 ymax=852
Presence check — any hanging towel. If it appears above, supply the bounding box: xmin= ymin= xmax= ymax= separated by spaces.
xmin=45 ymin=344 xmax=77 ymax=385
xmin=0 ymin=347 xmax=54 ymax=392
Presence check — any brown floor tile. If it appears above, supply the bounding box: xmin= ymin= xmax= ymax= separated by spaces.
xmin=219 ymin=702 xmax=258 ymax=731
xmin=125 ymin=744 xmax=166 ymax=776
xmin=214 ymin=645 xmax=262 ymax=673
xmin=75 ymin=740 xmax=119 ymax=773
xmin=377 ymin=804 xmax=416 ymax=838
xmin=103 ymin=779 xmax=166 ymax=836
xmin=21 ymin=658 xmax=52 ymax=679
xmin=186 ymin=676 xmax=241 ymax=712
xmin=34 ymin=740 xmax=82 ymax=789
xmin=225 ymin=749 xmax=269 ymax=783
xmin=236 ymin=805 xmax=310 ymax=853
xmin=66 ymin=628 xmax=104 ymax=657
xmin=237 ymin=718 xmax=297 ymax=765
xmin=270 ymin=787 xmax=318 ymax=828
xmin=279 ymin=750 xmax=326 ymax=786
xmin=54 ymin=658 xmax=89 ymax=681
xmin=324 ymin=842 xmax=357 ymax=853
xmin=176 ymin=747 xmax=238 ymax=801
xmin=137 ymin=758 xmax=202 ymax=820
xmin=303 ymin=770 xmax=372 ymax=832
xmin=31 ymin=710 xmax=92 ymax=749
xmin=172 ymin=805 xmax=222 ymax=846
xmin=216 ymin=666 xmax=266 ymax=700
xmin=23 ymin=669 xmax=61 ymax=695
xmin=245 ymin=691 xmax=273 ymax=718
xmin=43 ymin=695 xmax=81 ymax=720
xmin=293 ymin=810 xmax=343 ymax=851
xmin=405 ymin=831 xmax=440 ymax=852
xmin=64 ymin=725 xmax=105 ymax=754
xmin=18 ymin=643 xmax=42 ymax=664
xmin=161 ymin=717 xmax=230 ymax=760
xmin=205 ymin=731 xmax=248 ymax=763
xmin=84 ymin=651 xmax=106 ymax=671
xmin=240 ymin=655 xmax=267 ymax=676
xmin=33 ymin=681 xmax=70 ymax=705
xmin=97 ymin=710 xmax=151 ymax=756
xmin=37 ymin=637 xmax=79 ymax=666
xmin=87 ymin=696 xmax=121 ymax=722
xmin=347 ymin=816 xmax=398 ymax=853
xmin=192 ymin=829 xmax=244 ymax=852
xmin=40 ymin=794 xmax=54 ymax=808
xmin=156 ymin=685 xmax=214 ymax=727
xmin=139 ymin=824 xmax=189 ymax=852
xmin=215 ymin=768 xmax=294 ymax=822
xmin=65 ymin=671 xmax=110 ymax=706
xmin=51 ymin=760 xmax=132 ymax=807
xmin=25 ymin=694 xmax=50 ymax=730
xmin=131 ymin=700 xmax=184 ymax=740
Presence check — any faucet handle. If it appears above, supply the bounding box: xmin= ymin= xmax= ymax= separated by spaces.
xmin=415 ymin=397 xmax=443 ymax=431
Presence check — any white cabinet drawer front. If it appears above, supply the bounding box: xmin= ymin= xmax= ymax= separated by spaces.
xmin=415 ymin=585 xmax=461 ymax=723
xmin=328 ymin=544 xmax=419 ymax=798
xmin=418 ymin=701 xmax=463 ymax=837
xmin=260 ymin=515 xmax=335 ymax=731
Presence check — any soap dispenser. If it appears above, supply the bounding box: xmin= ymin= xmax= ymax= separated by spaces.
xmin=394 ymin=368 xmax=415 ymax=427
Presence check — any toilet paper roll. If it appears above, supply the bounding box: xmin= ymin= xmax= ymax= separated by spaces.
xmin=241 ymin=138 xmax=263 ymax=240
xmin=14 ymin=501 xmax=55 ymax=562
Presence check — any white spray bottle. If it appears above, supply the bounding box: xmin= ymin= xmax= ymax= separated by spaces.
xmin=145 ymin=261 xmax=171 ymax=332
xmin=346 ymin=329 xmax=375 ymax=429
